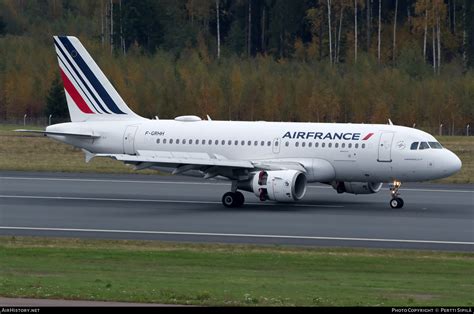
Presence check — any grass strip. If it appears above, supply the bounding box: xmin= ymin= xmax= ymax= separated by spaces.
xmin=0 ymin=237 xmax=473 ymax=306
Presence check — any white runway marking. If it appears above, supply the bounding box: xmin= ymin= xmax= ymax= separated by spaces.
xmin=0 ymin=176 xmax=223 ymax=186
xmin=1 ymin=176 xmax=472 ymax=193
xmin=0 ymin=226 xmax=472 ymax=246
xmin=0 ymin=195 xmax=344 ymax=208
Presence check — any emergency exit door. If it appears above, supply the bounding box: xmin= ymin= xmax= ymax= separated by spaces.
xmin=272 ymin=138 xmax=280 ymax=154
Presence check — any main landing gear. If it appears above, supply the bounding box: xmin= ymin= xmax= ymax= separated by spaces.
xmin=222 ymin=191 xmax=245 ymax=208
xmin=389 ymin=180 xmax=404 ymax=209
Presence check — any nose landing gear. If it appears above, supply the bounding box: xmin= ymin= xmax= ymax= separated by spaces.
xmin=389 ymin=180 xmax=404 ymax=208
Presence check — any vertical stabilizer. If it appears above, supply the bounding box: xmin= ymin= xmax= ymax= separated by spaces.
xmin=53 ymin=36 xmax=143 ymax=122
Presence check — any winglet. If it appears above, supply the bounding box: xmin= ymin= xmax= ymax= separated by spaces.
xmin=82 ymin=149 xmax=96 ymax=163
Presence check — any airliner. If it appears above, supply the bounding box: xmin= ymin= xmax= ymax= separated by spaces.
xmin=17 ymin=36 xmax=462 ymax=209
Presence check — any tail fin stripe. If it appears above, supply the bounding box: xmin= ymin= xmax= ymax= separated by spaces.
xmin=59 ymin=68 xmax=94 ymax=114
xmin=58 ymin=36 xmax=126 ymax=115
xmin=57 ymin=53 xmax=102 ymax=114
xmin=54 ymin=39 xmax=110 ymax=114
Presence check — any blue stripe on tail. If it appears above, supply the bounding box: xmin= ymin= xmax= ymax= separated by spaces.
xmin=58 ymin=36 xmax=126 ymax=115
xmin=57 ymin=52 xmax=102 ymax=114
xmin=54 ymin=39 xmax=110 ymax=114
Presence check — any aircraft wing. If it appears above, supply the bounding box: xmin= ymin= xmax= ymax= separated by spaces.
xmin=95 ymin=150 xmax=253 ymax=168
xmin=87 ymin=150 xmax=308 ymax=179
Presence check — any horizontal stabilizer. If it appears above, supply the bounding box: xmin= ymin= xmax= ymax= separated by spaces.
xmin=15 ymin=129 xmax=100 ymax=138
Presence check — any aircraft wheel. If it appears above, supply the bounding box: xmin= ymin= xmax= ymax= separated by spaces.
xmin=234 ymin=191 xmax=245 ymax=207
xmin=390 ymin=197 xmax=404 ymax=209
xmin=222 ymin=192 xmax=237 ymax=208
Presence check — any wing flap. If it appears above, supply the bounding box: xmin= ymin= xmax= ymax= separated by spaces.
xmin=95 ymin=150 xmax=254 ymax=169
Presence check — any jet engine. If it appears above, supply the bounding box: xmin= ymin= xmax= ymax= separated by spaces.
xmin=239 ymin=170 xmax=307 ymax=202
xmin=332 ymin=181 xmax=383 ymax=194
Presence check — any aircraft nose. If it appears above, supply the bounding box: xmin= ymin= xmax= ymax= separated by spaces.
xmin=444 ymin=151 xmax=462 ymax=176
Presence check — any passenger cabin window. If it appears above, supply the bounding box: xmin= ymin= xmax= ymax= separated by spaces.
xmin=170 ymin=139 xmax=174 ymax=144
xmin=419 ymin=142 xmax=430 ymax=150
xmin=429 ymin=142 xmax=443 ymax=149
xmin=410 ymin=142 xmax=419 ymax=150
xmin=228 ymin=140 xmax=232 ymax=145
xmin=285 ymin=142 xmax=289 ymax=147
xmin=362 ymin=143 xmax=366 ymax=149
xmin=235 ymin=140 xmax=239 ymax=145
xmin=156 ymin=139 xmax=160 ymax=144
xmin=267 ymin=141 xmax=271 ymax=146
xmin=335 ymin=143 xmax=339 ymax=148
xmin=254 ymin=141 xmax=258 ymax=146
xmin=302 ymin=142 xmax=306 ymax=147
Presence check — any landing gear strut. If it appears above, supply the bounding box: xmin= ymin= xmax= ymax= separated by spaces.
xmin=389 ymin=180 xmax=404 ymax=209
xmin=222 ymin=191 xmax=245 ymax=208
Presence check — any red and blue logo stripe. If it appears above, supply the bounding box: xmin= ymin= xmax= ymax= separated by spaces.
xmin=54 ymin=36 xmax=125 ymax=115
xmin=362 ymin=133 xmax=374 ymax=140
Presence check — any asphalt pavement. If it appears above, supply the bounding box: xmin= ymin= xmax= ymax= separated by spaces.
xmin=0 ymin=171 xmax=472 ymax=251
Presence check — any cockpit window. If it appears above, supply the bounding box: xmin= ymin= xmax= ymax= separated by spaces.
xmin=419 ymin=142 xmax=430 ymax=150
xmin=428 ymin=142 xmax=443 ymax=149
xmin=410 ymin=142 xmax=419 ymax=150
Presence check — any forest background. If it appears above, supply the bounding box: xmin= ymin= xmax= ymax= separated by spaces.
xmin=0 ymin=0 xmax=472 ymax=135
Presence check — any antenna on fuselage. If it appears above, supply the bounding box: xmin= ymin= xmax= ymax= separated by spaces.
xmin=388 ymin=119 xmax=393 ymax=125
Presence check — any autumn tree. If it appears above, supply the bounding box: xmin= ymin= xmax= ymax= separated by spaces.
xmin=45 ymin=77 xmax=68 ymax=121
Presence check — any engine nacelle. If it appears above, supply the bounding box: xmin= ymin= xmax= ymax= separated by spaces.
xmin=332 ymin=181 xmax=383 ymax=195
xmin=243 ymin=170 xmax=307 ymax=202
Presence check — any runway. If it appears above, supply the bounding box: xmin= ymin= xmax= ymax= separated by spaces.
xmin=0 ymin=171 xmax=473 ymax=251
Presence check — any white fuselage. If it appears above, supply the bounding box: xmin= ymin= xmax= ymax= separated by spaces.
xmin=46 ymin=118 xmax=462 ymax=183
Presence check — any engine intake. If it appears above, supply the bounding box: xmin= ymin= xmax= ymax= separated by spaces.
xmin=239 ymin=170 xmax=307 ymax=202
xmin=332 ymin=181 xmax=383 ymax=194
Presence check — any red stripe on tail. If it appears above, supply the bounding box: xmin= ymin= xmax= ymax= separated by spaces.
xmin=60 ymin=68 xmax=94 ymax=114
xmin=362 ymin=133 xmax=374 ymax=140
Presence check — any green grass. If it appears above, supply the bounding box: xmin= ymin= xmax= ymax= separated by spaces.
xmin=0 ymin=124 xmax=44 ymax=131
xmin=0 ymin=237 xmax=473 ymax=306
xmin=0 ymin=124 xmax=472 ymax=182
